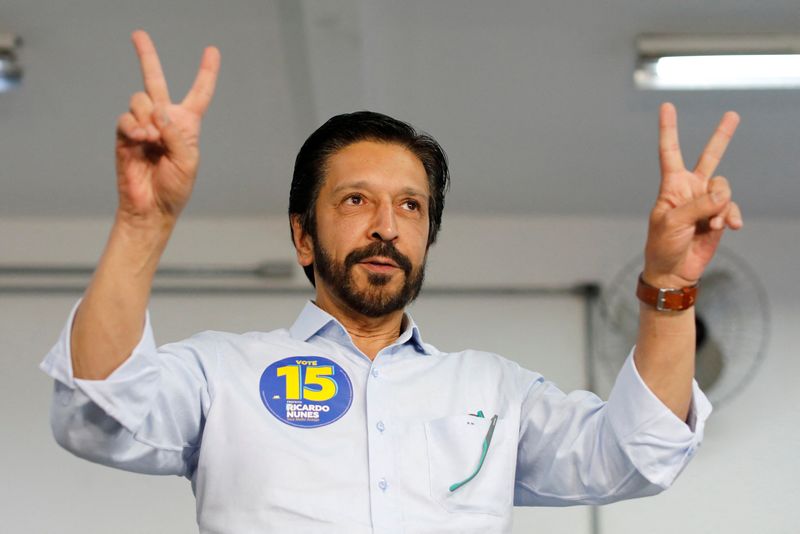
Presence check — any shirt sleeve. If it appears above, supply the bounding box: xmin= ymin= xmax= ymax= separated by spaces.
xmin=39 ymin=298 xmax=219 ymax=478
xmin=513 ymin=347 xmax=712 ymax=507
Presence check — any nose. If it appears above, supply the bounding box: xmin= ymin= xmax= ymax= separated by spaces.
xmin=369 ymin=200 xmax=399 ymax=242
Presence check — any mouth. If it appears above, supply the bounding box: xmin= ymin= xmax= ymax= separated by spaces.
xmin=358 ymin=257 xmax=400 ymax=273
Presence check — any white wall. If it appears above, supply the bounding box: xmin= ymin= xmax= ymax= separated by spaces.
xmin=2 ymin=214 xmax=798 ymax=533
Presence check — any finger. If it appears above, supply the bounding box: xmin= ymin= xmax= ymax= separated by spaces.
xmin=669 ymin=180 xmax=731 ymax=227
xmin=131 ymin=29 xmax=171 ymax=104
xmin=710 ymin=199 xmax=733 ymax=230
xmin=129 ymin=92 xmax=161 ymax=142
xmin=726 ymin=200 xmax=743 ymax=229
xmin=659 ymin=102 xmax=685 ymax=175
xmin=181 ymin=46 xmax=221 ymax=115
xmin=707 ymin=175 xmax=733 ymax=222
xmin=152 ymin=106 xmax=191 ymax=163
xmin=129 ymin=91 xmax=154 ymax=125
xmin=116 ymin=112 xmax=147 ymax=142
xmin=710 ymin=198 xmax=740 ymax=230
xmin=694 ymin=111 xmax=741 ymax=179
xmin=708 ymin=175 xmax=731 ymax=198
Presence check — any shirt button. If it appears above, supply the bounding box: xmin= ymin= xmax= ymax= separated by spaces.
xmin=371 ymin=368 xmax=379 ymax=378
xmin=376 ymin=420 xmax=385 ymax=432
xmin=378 ymin=478 xmax=388 ymax=491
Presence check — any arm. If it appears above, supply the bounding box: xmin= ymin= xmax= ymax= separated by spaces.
xmin=71 ymin=30 xmax=220 ymax=380
xmin=41 ymin=31 xmax=221 ymax=476
xmin=514 ymin=353 xmax=711 ymax=507
xmin=635 ymin=103 xmax=742 ymax=422
xmin=48 ymin=314 xmax=219 ymax=476
xmin=515 ymin=105 xmax=733 ymax=506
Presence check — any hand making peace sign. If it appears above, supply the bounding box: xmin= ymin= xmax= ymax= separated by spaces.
xmin=643 ymin=103 xmax=742 ymax=289
xmin=115 ymin=30 xmax=220 ymax=225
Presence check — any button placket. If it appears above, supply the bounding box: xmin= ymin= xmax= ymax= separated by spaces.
xmin=365 ymin=362 xmax=401 ymax=527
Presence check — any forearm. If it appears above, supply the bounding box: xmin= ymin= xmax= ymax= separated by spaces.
xmin=633 ymin=301 xmax=695 ymax=423
xmin=70 ymin=213 xmax=175 ymax=380
xmin=633 ymin=105 xmax=741 ymax=423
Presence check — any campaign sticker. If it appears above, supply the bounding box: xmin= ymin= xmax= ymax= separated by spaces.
xmin=259 ymin=356 xmax=353 ymax=428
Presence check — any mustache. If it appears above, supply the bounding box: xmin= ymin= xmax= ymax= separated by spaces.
xmin=345 ymin=241 xmax=413 ymax=274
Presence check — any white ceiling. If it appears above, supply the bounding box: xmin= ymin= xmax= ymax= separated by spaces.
xmin=2 ymin=0 xmax=799 ymax=219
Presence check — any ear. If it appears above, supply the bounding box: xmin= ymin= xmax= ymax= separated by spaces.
xmin=290 ymin=214 xmax=314 ymax=268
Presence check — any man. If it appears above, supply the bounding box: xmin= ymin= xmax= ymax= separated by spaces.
xmin=41 ymin=31 xmax=742 ymax=533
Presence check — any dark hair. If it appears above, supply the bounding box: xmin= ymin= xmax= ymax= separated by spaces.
xmin=288 ymin=111 xmax=450 ymax=286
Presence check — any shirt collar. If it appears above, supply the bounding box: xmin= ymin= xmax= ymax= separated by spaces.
xmin=289 ymin=300 xmax=431 ymax=356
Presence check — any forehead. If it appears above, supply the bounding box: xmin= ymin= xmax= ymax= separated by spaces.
xmin=321 ymin=140 xmax=429 ymax=196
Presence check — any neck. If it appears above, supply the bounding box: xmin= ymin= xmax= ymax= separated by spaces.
xmin=313 ymin=289 xmax=406 ymax=361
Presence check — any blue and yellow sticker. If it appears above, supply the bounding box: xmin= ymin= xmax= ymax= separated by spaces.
xmin=259 ymin=356 xmax=353 ymax=428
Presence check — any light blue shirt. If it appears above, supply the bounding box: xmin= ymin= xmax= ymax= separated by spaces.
xmin=41 ymin=299 xmax=711 ymax=534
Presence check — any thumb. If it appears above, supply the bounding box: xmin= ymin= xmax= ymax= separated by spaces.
xmin=152 ymin=107 xmax=192 ymax=164
xmin=670 ymin=188 xmax=730 ymax=227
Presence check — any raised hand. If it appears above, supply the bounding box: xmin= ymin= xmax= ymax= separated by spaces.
xmin=643 ymin=103 xmax=742 ymax=288
xmin=115 ymin=30 xmax=220 ymax=225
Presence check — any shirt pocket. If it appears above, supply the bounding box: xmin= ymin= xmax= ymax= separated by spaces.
xmin=424 ymin=414 xmax=515 ymax=517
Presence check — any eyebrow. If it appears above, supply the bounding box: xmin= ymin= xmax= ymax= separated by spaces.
xmin=399 ymin=186 xmax=428 ymax=198
xmin=331 ymin=180 xmax=428 ymax=199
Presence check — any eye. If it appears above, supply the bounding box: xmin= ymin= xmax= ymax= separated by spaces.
xmin=344 ymin=194 xmax=364 ymax=206
xmin=402 ymin=199 xmax=421 ymax=211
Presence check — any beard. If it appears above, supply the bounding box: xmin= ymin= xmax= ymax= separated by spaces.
xmin=313 ymin=238 xmax=426 ymax=318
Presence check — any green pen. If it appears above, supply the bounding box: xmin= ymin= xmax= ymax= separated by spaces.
xmin=449 ymin=414 xmax=498 ymax=492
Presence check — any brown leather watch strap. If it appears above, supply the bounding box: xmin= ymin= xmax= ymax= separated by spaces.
xmin=636 ymin=273 xmax=699 ymax=311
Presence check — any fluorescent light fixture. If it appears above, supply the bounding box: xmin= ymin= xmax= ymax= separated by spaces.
xmin=0 ymin=32 xmax=22 ymax=93
xmin=635 ymin=33 xmax=800 ymax=90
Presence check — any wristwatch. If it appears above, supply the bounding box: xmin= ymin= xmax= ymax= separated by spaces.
xmin=636 ymin=273 xmax=699 ymax=311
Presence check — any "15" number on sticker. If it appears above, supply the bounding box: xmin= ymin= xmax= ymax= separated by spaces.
xmin=276 ymin=364 xmax=338 ymax=402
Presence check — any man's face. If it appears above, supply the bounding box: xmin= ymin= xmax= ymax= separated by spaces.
xmin=298 ymin=140 xmax=431 ymax=318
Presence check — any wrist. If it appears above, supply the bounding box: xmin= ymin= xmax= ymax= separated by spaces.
xmin=113 ymin=211 xmax=177 ymax=242
xmin=106 ymin=213 xmax=175 ymax=276
xmin=641 ymin=269 xmax=698 ymax=289
xmin=637 ymin=272 xmax=699 ymax=312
